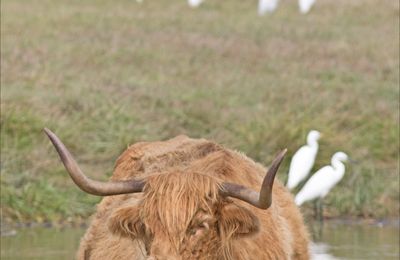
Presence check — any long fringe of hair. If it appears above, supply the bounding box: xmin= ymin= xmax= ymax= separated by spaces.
xmin=140 ymin=171 xmax=222 ymax=250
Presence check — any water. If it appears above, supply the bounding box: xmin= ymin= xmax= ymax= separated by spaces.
xmin=1 ymin=227 xmax=84 ymax=260
xmin=1 ymin=221 xmax=399 ymax=259
xmin=309 ymin=220 xmax=399 ymax=259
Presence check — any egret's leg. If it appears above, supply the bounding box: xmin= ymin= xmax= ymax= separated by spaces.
xmin=317 ymin=198 xmax=324 ymax=223
xmin=312 ymin=219 xmax=324 ymax=241
xmin=313 ymin=200 xmax=318 ymax=219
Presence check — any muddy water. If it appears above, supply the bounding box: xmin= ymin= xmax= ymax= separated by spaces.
xmin=1 ymin=221 xmax=399 ymax=259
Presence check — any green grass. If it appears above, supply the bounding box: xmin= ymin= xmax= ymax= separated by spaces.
xmin=1 ymin=0 xmax=399 ymax=223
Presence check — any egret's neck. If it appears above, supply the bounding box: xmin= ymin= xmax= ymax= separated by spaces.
xmin=307 ymin=138 xmax=319 ymax=150
xmin=331 ymin=158 xmax=345 ymax=178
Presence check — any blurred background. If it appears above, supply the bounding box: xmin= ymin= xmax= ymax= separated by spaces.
xmin=1 ymin=0 xmax=399 ymax=259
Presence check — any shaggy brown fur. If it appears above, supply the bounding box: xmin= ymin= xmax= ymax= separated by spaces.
xmin=76 ymin=135 xmax=309 ymax=260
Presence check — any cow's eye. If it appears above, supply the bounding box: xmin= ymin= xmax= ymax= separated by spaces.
xmin=200 ymin=222 xmax=209 ymax=229
xmin=188 ymin=222 xmax=209 ymax=236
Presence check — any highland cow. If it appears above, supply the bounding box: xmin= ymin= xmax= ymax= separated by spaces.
xmin=44 ymin=128 xmax=309 ymax=260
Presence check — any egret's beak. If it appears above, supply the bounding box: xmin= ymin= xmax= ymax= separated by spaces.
xmin=348 ymin=158 xmax=359 ymax=164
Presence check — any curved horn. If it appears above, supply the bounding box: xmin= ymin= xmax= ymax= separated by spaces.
xmin=44 ymin=128 xmax=145 ymax=196
xmin=221 ymin=149 xmax=287 ymax=209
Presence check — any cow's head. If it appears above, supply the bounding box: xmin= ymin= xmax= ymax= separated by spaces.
xmin=44 ymin=128 xmax=286 ymax=260
xmin=108 ymin=171 xmax=262 ymax=259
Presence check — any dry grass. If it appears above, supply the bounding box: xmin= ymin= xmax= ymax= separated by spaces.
xmin=1 ymin=0 xmax=399 ymax=222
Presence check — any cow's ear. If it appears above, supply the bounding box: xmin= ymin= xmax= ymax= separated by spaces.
xmin=108 ymin=205 xmax=144 ymax=238
xmin=218 ymin=202 xmax=260 ymax=239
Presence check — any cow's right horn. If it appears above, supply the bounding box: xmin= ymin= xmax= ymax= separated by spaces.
xmin=44 ymin=128 xmax=145 ymax=196
xmin=221 ymin=149 xmax=287 ymax=209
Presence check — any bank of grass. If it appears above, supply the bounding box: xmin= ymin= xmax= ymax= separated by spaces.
xmin=1 ymin=0 xmax=399 ymax=223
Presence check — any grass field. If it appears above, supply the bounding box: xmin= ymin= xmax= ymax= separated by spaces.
xmin=1 ymin=0 xmax=399 ymax=223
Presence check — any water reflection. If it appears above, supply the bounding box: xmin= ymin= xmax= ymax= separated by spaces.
xmin=1 ymin=220 xmax=399 ymax=259
xmin=309 ymin=220 xmax=399 ymax=259
xmin=311 ymin=242 xmax=341 ymax=260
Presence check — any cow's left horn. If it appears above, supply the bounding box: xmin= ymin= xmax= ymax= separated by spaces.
xmin=221 ymin=149 xmax=287 ymax=209
xmin=44 ymin=128 xmax=145 ymax=196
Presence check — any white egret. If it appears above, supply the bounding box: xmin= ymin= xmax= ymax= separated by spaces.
xmin=258 ymin=0 xmax=279 ymax=15
xmin=295 ymin=152 xmax=348 ymax=206
xmin=287 ymin=130 xmax=321 ymax=190
xmin=188 ymin=0 xmax=203 ymax=8
xmin=299 ymin=0 xmax=316 ymax=14
xmin=295 ymin=152 xmax=348 ymax=220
